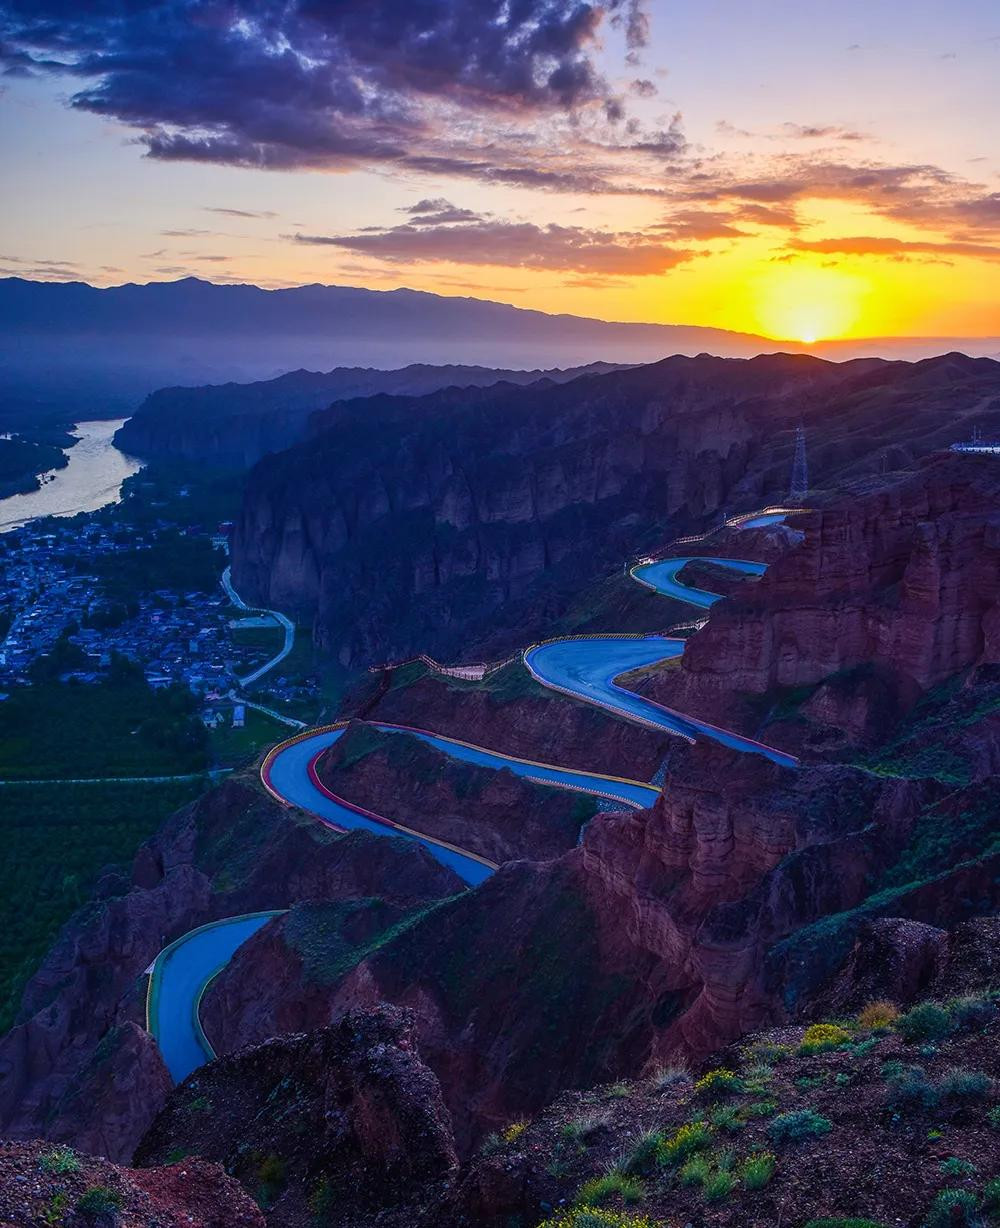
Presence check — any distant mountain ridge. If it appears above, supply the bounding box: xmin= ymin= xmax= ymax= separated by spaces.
xmin=3 ymin=276 xmax=997 ymax=413
xmin=114 ymin=360 xmax=631 ymax=466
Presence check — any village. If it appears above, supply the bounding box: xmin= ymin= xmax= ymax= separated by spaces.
xmin=0 ymin=513 xmax=318 ymax=730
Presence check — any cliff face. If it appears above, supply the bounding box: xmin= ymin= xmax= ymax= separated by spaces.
xmin=114 ymin=361 xmax=625 ymax=467
xmin=231 ymin=352 xmax=1000 ymax=667
xmin=648 ymin=453 xmax=1000 ymax=745
xmin=0 ymin=777 xmax=459 ymax=1160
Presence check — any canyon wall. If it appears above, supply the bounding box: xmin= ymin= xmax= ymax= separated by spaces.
xmin=231 ymin=351 xmax=1000 ymax=668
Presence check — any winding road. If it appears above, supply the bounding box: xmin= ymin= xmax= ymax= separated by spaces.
xmin=148 ymin=540 xmax=796 ymax=1082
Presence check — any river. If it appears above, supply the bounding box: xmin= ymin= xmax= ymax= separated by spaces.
xmin=0 ymin=419 xmax=143 ymax=533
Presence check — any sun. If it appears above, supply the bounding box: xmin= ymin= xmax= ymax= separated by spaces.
xmin=750 ymin=264 xmax=870 ymax=344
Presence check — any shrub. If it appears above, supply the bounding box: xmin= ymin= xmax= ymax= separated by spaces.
xmin=502 ymin=1120 xmax=528 ymax=1144
xmin=678 ymin=1154 xmax=712 ymax=1187
xmin=703 ymin=1170 xmax=736 ymax=1202
xmin=693 ymin=1068 xmax=742 ymax=1097
xmin=946 ymin=994 xmax=997 ymax=1033
xmin=607 ymin=1081 xmax=630 ymax=1099
xmin=574 ymin=1171 xmax=644 ymax=1208
xmin=43 ymin=1192 xmax=70 ymax=1226
xmin=255 ymin=1154 xmax=287 ymax=1209
xmin=846 ymin=1037 xmax=881 ymax=1058
xmin=884 ymin=1065 xmax=939 ymax=1113
xmin=987 ymin=1106 xmax=1000 ymax=1130
xmin=75 ymin=1186 xmax=123 ymax=1216
xmin=983 ymin=1178 xmax=1000 ymax=1213
xmin=709 ymin=1105 xmax=744 ymax=1132
xmin=39 ymin=1146 xmax=80 ymax=1175
xmin=803 ymin=1220 xmax=889 ymax=1228
xmin=922 ymin=1188 xmax=982 ymax=1228
xmin=622 ymin=1130 xmax=664 ymax=1176
xmin=649 ymin=1063 xmax=691 ymax=1091
xmin=767 ymin=1109 xmax=833 ymax=1145
xmin=745 ymin=1099 xmax=778 ymax=1118
xmin=746 ymin=1041 xmax=791 ymax=1065
xmin=896 ymin=1002 xmax=952 ymax=1043
xmin=658 ymin=1120 xmax=712 ymax=1164
xmin=741 ymin=1151 xmax=776 ymax=1191
xmin=938 ymin=1068 xmax=992 ymax=1101
xmin=562 ymin=1112 xmax=611 ymax=1144
xmin=939 ymin=1156 xmax=975 ymax=1177
xmin=538 ymin=1210 xmax=663 ymax=1228
xmin=479 ymin=1132 xmax=503 ymax=1157
xmin=800 ymin=1023 xmax=851 ymax=1055
xmin=857 ymin=1000 xmax=900 ymax=1030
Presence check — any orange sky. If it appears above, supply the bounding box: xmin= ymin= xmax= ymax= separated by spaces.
xmin=2 ymin=1 xmax=999 ymax=342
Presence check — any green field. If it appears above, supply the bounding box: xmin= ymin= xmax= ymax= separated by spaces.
xmin=0 ymin=661 xmax=208 ymax=780
xmin=208 ymin=706 xmax=286 ymax=768
xmin=0 ymin=777 xmax=205 ymax=1033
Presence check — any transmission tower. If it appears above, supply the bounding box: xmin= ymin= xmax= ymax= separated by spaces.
xmin=789 ymin=423 xmax=808 ymax=503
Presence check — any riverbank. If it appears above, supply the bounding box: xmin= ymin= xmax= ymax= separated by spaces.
xmin=0 ymin=419 xmax=142 ymax=532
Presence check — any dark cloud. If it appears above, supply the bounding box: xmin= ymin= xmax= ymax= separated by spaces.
xmin=205 ymin=207 xmax=278 ymax=219
xmin=630 ymin=78 xmax=657 ymax=97
xmin=291 ymin=218 xmax=695 ymax=276
xmin=1 ymin=0 xmax=651 ymax=174
xmin=401 ymin=198 xmax=483 ymax=225
xmin=782 ymin=123 xmax=869 ymax=141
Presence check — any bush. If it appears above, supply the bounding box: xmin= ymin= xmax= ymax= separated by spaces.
xmin=658 ymin=1121 xmax=712 ymax=1164
xmin=987 ymin=1106 xmax=1000 ymax=1130
xmin=502 ymin=1121 xmax=528 ymax=1144
xmin=75 ymin=1186 xmax=123 ymax=1216
xmin=803 ymin=1220 xmax=889 ymax=1228
xmin=983 ymin=1178 xmax=1000 ymax=1213
xmin=768 ymin=1109 xmax=833 ymax=1145
xmin=922 ymin=1188 xmax=982 ymax=1228
xmin=938 ymin=1068 xmax=992 ymax=1101
xmin=538 ymin=1210 xmax=662 ymax=1228
xmin=649 ymin=1063 xmax=691 ymax=1091
xmin=896 ymin=1002 xmax=952 ymax=1043
xmin=622 ymin=1130 xmax=664 ymax=1176
xmin=574 ymin=1171 xmax=644 ymax=1208
xmin=884 ymin=1065 xmax=940 ymax=1112
xmin=38 ymin=1146 xmax=80 ymax=1175
xmin=562 ymin=1112 xmax=611 ymax=1144
xmin=709 ymin=1105 xmax=744 ymax=1132
xmin=857 ymin=1000 xmax=900 ymax=1030
xmin=678 ymin=1154 xmax=712 ymax=1187
xmin=800 ymin=1023 xmax=851 ymax=1055
xmin=693 ymin=1068 xmax=743 ymax=1097
xmin=939 ymin=1155 xmax=975 ymax=1177
xmin=946 ymin=994 xmax=997 ymax=1033
xmin=745 ymin=1099 xmax=778 ymax=1118
xmin=703 ymin=1170 xmax=736 ymax=1202
xmin=741 ymin=1151 xmax=776 ymax=1191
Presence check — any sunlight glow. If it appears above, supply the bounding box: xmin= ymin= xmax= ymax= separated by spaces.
xmin=750 ymin=264 xmax=870 ymax=342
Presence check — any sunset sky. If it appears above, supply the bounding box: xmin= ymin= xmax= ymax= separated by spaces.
xmin=2 ymin=0 xmax=999 ymax=341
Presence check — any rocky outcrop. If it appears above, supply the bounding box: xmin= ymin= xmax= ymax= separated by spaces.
xmin=0 ymin=777 xmax=460 ymax=1160
xmin=0 ymin=1138 xmax=264 ymax=1227
xmin=651 ymin=452 xmax=1000 ymax=749
xmin=136 ymin=1006 xmax=458 ymax=1228
xmin=231 ymin=352 xmax=1000 ymax=667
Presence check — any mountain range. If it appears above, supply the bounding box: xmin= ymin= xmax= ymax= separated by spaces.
xmin=3 ymin=277 xmax=999 ymax=415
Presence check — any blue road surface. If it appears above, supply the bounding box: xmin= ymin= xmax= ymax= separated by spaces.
xmin=631 ymin=556 xmax=767 ymax=608
xmin=147 ymin=551 xmax=796 ymax=1083
xmin=148 ymin=912 xmax=279 ymax=1082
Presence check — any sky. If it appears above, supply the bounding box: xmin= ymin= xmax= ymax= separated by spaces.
xmin=1 ymin=0 xmax=999 ymax=342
